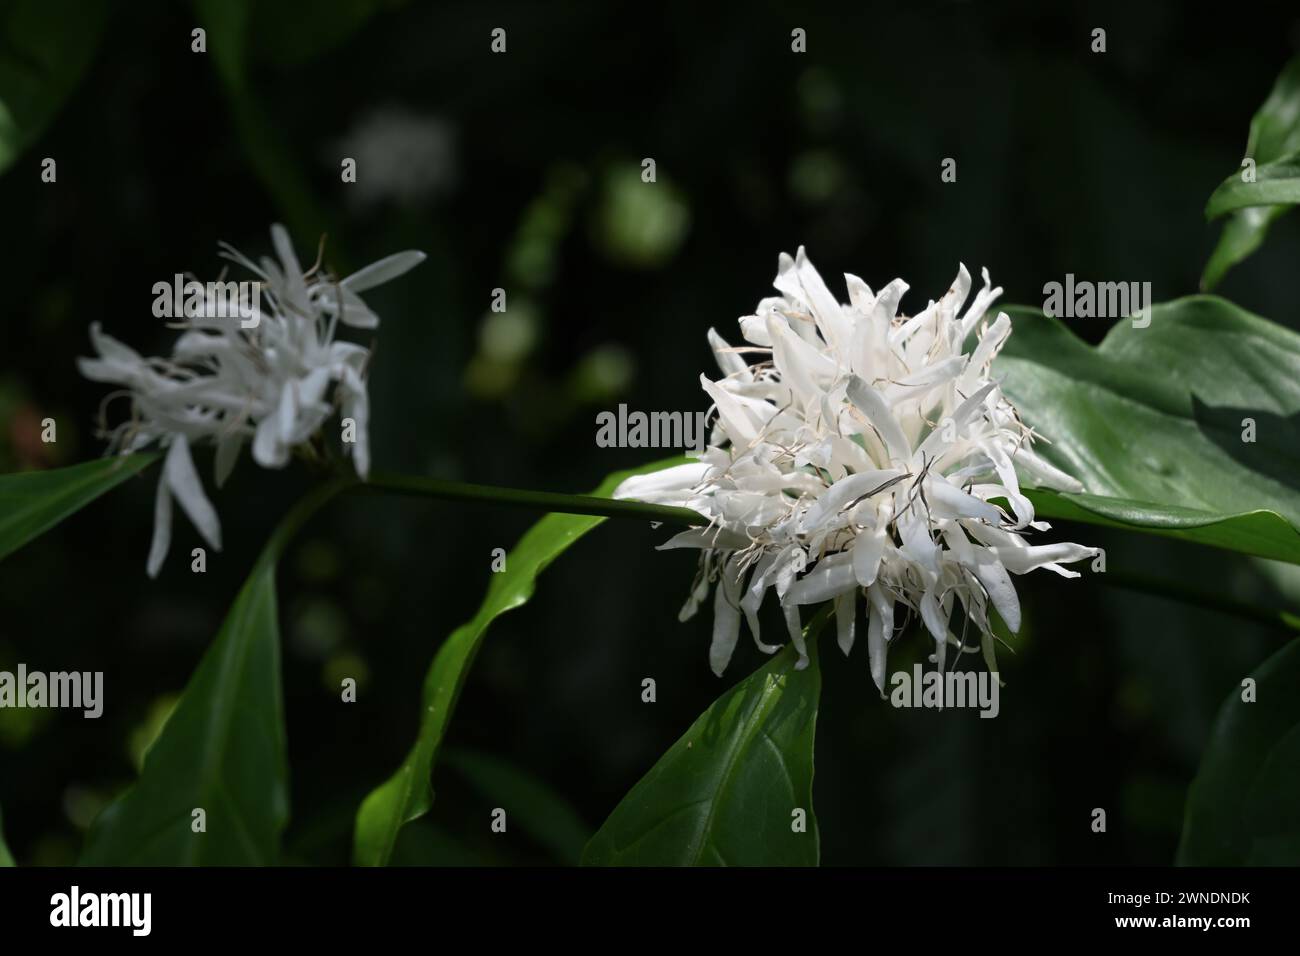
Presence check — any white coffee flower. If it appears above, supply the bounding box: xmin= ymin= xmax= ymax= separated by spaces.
xmin=79 ymin=224 xmax=425 ymax=577
xmin=615 ymin=248 xmax=1097 ymax=689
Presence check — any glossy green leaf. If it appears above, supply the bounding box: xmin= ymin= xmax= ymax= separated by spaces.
xmin=1177 ymin=639 xmax=1300 ymax=865
xmin=0 ymin=804 xmax=14 ymax=866
xmin=0 ymin=0 xmax=107 ymax=175
xmin=0 ymin=454 xmax=157 ymax=563
xmin=997 ymin=298 xmax=1300 ymax=565
xmin=1203 ymin=55 xmax=1300 ymax=289
xmin=582 ymin=618 xmax=825 ymax=867
xmin=80 ymin=482 xmax=344 ymax=865
xmin=445 ymin=748 xmax=591 ymax=865
xmin=353 ymin=458 xmax=688 ymax=867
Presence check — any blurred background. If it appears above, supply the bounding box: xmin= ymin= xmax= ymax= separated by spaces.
xmin=3 ymin=0 xmax=1300 ymax=866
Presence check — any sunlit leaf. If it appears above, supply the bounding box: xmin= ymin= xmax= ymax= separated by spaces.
xmin=997 ymin=298 xmax=1300 ymax=565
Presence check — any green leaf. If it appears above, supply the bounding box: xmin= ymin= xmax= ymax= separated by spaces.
xmin=80 ymin=560 xmax=287 ymax=864
xmin=1202 ymin=55 xmax=1300 ymax=289
xmin=997 ymin=298 xmax=1300 ymax=565
xmin=0 ymin=454 xmax=157 ymax=563
xmin=582 ymin=614 xmax=826 ymax=867
xmin=445 ymin=748 xmax=591 ymax=865
xmin=1206 ymin=150 xmax=1300 ymax=220
xmin=0 ymin=804 xmax=15 ymax=866
xmin=80 ymin=481 xmax=345 ymax=865
xmin=1177 ymin=639 xmax=1300 ymax=865
xmin=352 ymin=457 xmax=687 ymax=867
xmin=0 ymin=0 xmax=107 ymax=175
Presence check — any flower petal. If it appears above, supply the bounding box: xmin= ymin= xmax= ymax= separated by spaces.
xmin=164 ymin=436 xmax=222 ymax=551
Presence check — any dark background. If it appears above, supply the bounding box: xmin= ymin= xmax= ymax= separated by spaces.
xmin=3 ymin=0 xmax=1299 ymax=865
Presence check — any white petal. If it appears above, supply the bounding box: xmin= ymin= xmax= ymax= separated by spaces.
xmin=214 ymin=433 xmax=242 ymax=488
xmin=701 ymin=375 xmax=761 ymax=446
xmin=920 ymin=588 xmax=950 ymax=645
xmin=785 ymin=553 xmax=856 ymax=605
xmin=707 ymin=328 xmax=749 ymax=379
xmin=972 ymin=549 xmax=1021 ymax=633
xmin=146 ymin=471 xmax=173 ymax=579
xmin=844 ymin=273 xmax=874 ymax=313
xmin=801 ymin=468 xmax=906 ymax=529
xmin=852 ymin=528 xmax=885 ymax=587
xmin=792 ymin=246 xmax=852 ymax=351
xmin=656 ymin=526 xmax=749 ymax=551
xmin=252 ymin=413 xmax=286 ymax=469
xmin=737 ymin=313 xmax=773 ymax=347
xmin=339 ymin=366 xmax=371 ymax=479
xmin=613 ymin=462 xmax=710 ymax=502
xmin=846 ymin=376 xmax=910 ymax=461
xmin=834 ymin=591 xmax=856 ymax=656
xmin=995 ymin=541 xmax=1098 ymax=575
xmin=925 ymin=479 xmax=1003 ymax=524
xmin=739 ymin=553 xmax=781 ymax=654
xmin=942 ymin=263 xmax=972 ymax=320
xmin=784 ymin=603 xmax=809 ymax=670
xmin=866 ymin=584 xmax=893 ymax=692
xmin=709 ymin=559 xmax=744 ymax=676
xmin=1013 ymin=445 xmax=1085 ymax=493
xmin=164 ymin=436 xmax=222 ymax=551
xmin=342 ymin=250 xmax=427 ymax=292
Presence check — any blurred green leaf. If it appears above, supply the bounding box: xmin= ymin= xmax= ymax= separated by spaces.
xmin=1206 ymin=151 xmax=1300 ymax=220
xmin=352 ymin=457 xmax=687 ymax=866
xmin=0 ymin=454 xmax=157 ymax=563
xmin=997 ymin=299 xmax=1300 ymax=565
xmin=0 ymin=804 xmax=14 ymax=866
xmin=445 ymin=748 xmax=590 ymax=864
xmin=80 ymin=482 xmax=345 ymax=865
xmin=1203 ymin=56 xmax=1300 ymax=289
xmin=0 ymin=0 xmax=107 ymax=175
xmin=1177 ymin=638 xmax=1300 ymax=864
xmin=582 ymin=618 xmax=825 ymax=867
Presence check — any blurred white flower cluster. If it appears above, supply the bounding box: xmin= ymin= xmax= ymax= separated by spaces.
xmin=615 ymin=248 xmax=1096 ymax=688
xmin=79 ymin=224 xmax=424 ymax=576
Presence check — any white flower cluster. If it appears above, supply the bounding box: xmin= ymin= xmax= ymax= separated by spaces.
xmin=615 ymin=248 xmax=1096 ymax=688
xmin=79 ymin=225 xmax=424 ymax=576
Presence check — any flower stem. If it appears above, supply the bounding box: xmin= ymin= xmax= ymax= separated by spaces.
xmin=357 ymin=471 xmax=706 ymax=527
xmin=260 ymin=477 xmax=357 ymax=567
